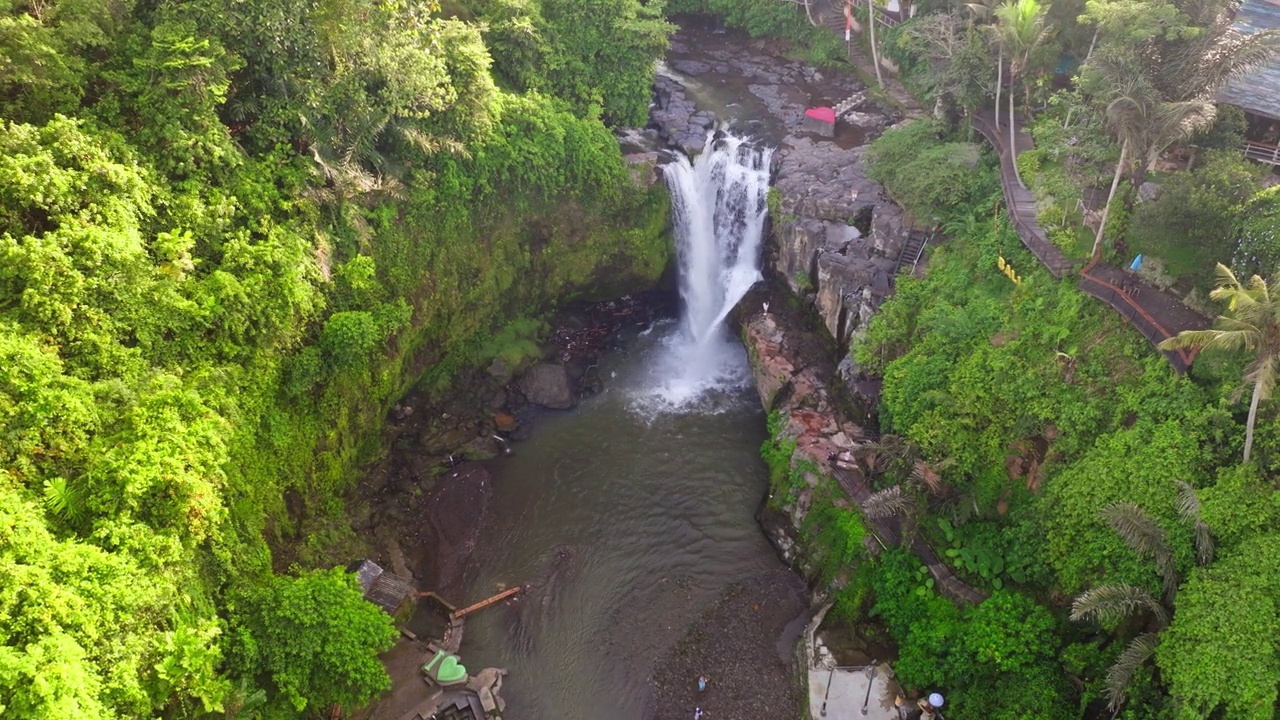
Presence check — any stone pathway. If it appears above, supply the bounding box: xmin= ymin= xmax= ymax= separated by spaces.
xmin=809 ymin=663 xmax=903 ymax=720
xmin=810 ymin=0 xmax=926 ymax=118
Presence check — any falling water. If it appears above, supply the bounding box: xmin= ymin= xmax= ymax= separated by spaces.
xmin=665 ymin=132 xmax=774 ymax=342
xmin=622 ymin=133 xmax=772 ymax=415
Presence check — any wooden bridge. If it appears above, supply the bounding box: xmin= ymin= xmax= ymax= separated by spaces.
xmin=969 ymin=107 xmax=1208 ymax=371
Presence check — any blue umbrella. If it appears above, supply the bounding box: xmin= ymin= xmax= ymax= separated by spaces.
xmin=1130 ymin=254 xmax=1143 ymax=271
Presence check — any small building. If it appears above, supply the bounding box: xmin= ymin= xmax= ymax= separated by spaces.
xmin=347 ymin=559 xmax=415 ymax=615
xmin=1218 ymin=0 xmax=1280 ymax=166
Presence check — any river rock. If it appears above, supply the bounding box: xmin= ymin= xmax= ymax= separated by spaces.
xmin=624 ymin=151 xmax=662 ymax=186
xmin=493 ymin=411 xmax=518 ymax=433
xmin=518 ymin=363 xmax=576 ymax=409
xmin=671 ymin=59 xmax=712 ymax=76
xmin=1137 ymin=181 xmax=1162 ymax=203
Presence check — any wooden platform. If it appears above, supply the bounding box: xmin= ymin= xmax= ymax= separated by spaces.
xmin=1078 ymin=263 xmax=1206 ymax=372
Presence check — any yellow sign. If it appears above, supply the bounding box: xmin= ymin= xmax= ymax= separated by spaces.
xmin=997 ymin=255 xmax=1023 ymax=285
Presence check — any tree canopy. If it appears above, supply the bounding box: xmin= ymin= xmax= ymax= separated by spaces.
xmin=0 ymin=0 xmax=672 ymax=715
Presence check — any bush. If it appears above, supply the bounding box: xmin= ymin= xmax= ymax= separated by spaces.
xmin=1129 ymin=150 xmax=1263 ymax=281
xmin=866 ymin=120 xmax=997 ymax=224
xmin=1233 ymin=185 xmax=1280 ymax=279
xmin=225 ymin=568 xmax=397 ymax=716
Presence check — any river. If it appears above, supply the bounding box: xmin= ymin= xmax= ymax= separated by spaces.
xmin=449 ymin=122 xmax=795 ymax=718
xmin=458 ymin=322 xmax=783 ymax=718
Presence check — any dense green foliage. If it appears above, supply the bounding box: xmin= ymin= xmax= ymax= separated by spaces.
xmin=865 ymin=120 xmax=998 ymax=225
xmin=845 ymin=121 xmax=1280 ymax=719
xmin=1 ymin=0 xmax=672 ymax=715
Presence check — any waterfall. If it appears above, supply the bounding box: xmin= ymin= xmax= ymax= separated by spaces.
xmin=623 ymin=131 xmax=771 ymax=416
xmin=663 ymin=133 xmax=774 ymax=343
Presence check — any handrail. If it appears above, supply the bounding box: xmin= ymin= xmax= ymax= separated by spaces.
xmin=1242 ymin=139 xmax=1280 ymax=166
xmin=970 ymin=110 xmax=1070 ymax=278
xmin=1078 ymin=259 xmax=1198 ymax=370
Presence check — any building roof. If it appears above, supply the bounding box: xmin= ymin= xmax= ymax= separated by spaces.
xmin=347 ymin=559 xmax=415 ymax=615
xmin=1218 ymin=0 xmax=1280 ymax=120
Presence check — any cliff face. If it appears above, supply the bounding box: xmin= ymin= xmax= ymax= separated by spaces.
xmin=770 ymin=133 xmax=911 ymax=350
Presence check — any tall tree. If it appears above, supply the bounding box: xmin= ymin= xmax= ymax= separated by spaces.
xmin=1159 ymin=264 xmax=1280 ymax=464
xmin=965 ymin=0 xmax=1003 ymax=125
xmin=995 ymin=0 xmax=1052 ymax=188
xmin=868 ymin=0 xmax=887 ymax=88
xmin=1088 ymin=62 xmax=1215 ymax=259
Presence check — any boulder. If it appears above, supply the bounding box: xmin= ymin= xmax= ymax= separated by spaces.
xmin=1137 ymin=181 xmax=1162 ymax=204
xmin=518 ymin=363 xmax=576 ymax=409
xmin=624 ymin=152 xmax=661 ymax=186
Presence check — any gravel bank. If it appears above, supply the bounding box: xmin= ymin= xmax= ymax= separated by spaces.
xmin=650 ymin=568 xmax=810 ymax=720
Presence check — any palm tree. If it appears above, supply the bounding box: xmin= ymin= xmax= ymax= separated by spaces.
xmin=994 ymin=0 xmax=1052 ymax=188
xmin=1070 ymin=484 xmax=1213 ymax=713
xmin=1159 ymin=264 xmax=1280 ymax=464
xmin=867 ymin=0 xmax=887 ymax=89
xmin=965 ymin=0 xmax=1003 ymax=125
xmin=1088 ymin=64 xmax=1215 ymax=260
xmin=1153 ymin=0 xmax=1280 ymax=102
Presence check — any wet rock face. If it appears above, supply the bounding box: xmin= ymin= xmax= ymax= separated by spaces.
xmin=771 ymin=136 xmax=908 ymax=346
xmin=652 ymin=75 xmax=716 ymax=156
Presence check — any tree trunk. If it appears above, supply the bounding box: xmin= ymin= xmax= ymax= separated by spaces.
xmin=1244 ymin=373 xmax=1264 ymax=464
xmin=1092 ymin=138 xmax=1128 ymax=261
xmin=869 ymin=1 xmax=885 ymax=89
xmin=1009 ymin=73 xmax=1026 ymax=189
xmin=994 ymin=44 xmax=1003 ymax=127
xmin=1084 ymin=26 xmax=1099 ymax=64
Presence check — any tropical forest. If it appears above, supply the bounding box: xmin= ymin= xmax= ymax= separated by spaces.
xmin=1 ymin=0 xmax=1279 ymax=718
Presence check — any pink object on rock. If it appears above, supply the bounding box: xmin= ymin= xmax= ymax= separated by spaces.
xmin=804 ymin=107 xmax=836 ymax=124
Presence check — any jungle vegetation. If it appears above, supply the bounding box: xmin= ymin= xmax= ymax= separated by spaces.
xmin=0 ymin=0 xmax=672 ymax=716
xmin=776 ymin=0 xmax=1280 ymax=713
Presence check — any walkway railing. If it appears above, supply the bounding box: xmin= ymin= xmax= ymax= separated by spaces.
xmin=1243 ymin=139 xmax=1280 ymax=167
xmin=1078 ymin=261 xmax=1200 ymax=372
xmin=970 ymin=109 xmax=1074 ymax=278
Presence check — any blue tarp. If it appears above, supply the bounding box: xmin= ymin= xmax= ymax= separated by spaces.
xmin=1130 ymin=254 xmax=1144 ymax=271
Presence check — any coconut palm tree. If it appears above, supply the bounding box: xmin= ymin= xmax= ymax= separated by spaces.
xmin=994 ymin=0 xmax=1052 ymax=188
xmin=1153 ymin=0 xmax=1280 ymax=102
xmin=1087 ymin=62 xmax=1216 ymax=259
xmin=1070 ymin=483 xmax=1213 ymax=713
xmin=965 ymin=0 xmax=1003 ymax=125
xmin=868 ymin=0 xmax=887 ymax=89
xmin=1159 ymin=264 xmax=1280 ymax=464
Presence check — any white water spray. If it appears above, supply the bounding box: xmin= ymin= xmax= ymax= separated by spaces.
xmin=665 ymin=133 xmax=774 ymax=342
xmin=626 ymin=132 xmax=773 ymax=415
